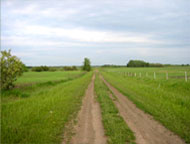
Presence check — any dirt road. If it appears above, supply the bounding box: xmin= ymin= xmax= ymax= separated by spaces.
xmin=101 ymin=75 xmax=184 ymax=144
xmin=69 ymin=75 xmax=106 ymax=144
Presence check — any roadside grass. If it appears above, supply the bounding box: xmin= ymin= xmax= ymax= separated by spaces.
xmin=15 ymin=71 xmax=84 ymax=84
xmin=1 ymin=72 xmax=92 ymax=144
xmin=94 ymin=74 xmax=135 ymax=144
xmin=101 ymin=69 xmax=190 ymax=143
xmin=1 ymin=72 xmax=85 ymax=103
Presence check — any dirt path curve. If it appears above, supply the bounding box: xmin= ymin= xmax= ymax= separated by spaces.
xmin=100 ymin=75 xmax=185 ymax=144
xmin=69 ymin=74 xmax=106 ymax=144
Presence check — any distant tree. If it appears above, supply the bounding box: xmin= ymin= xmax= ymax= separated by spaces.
xmin=63 ymin=66 xmax=77 ymax=71
xmin=0 ymin=50 xmax=25 ymax=90
xmin=31 ymin=66 xmax=49 ymax=72
xmin=127 ymin=60 xmax=149 ymax=67
xmin=127 ymin=60 xmax=163 ymax=67
xmin=82 ymin=58 xmax=91 ymax=71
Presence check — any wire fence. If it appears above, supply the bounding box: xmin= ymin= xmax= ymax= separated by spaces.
xmin=107 ymin=71 xmax=190 ymax=82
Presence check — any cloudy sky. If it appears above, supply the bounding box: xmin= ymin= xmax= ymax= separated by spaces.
xmin=1 ymin=0 xmax=190 ymax=66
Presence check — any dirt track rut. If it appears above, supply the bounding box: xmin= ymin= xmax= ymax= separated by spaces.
xmin=69 ymin=75 xmax=106 ymax=144
xmin=101 ymin=75 xmax=184 ymax=144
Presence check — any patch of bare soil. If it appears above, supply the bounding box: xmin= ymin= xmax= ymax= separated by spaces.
xmin=100 ymin=75 xmax=185 ymax=144
xmin=63 ymin=75 xmax=106 ymax=144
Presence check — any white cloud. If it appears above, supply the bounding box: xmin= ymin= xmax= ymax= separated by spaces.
xmin=16 ymin=25 xmax=159 ymax=43
xmin=2 ymin=0 xmax=189 ymax=65
xmin=1 ymin=36 xmax=85 ymax=48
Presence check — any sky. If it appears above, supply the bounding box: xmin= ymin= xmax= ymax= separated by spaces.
xmin=1 ymin=0 xmax=190 ymax=66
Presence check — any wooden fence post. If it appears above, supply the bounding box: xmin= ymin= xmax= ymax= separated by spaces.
xmin=185 ymin=71 xmax=187 ymax=82
xmin=166 ymin=72 xmax=168 ymax=80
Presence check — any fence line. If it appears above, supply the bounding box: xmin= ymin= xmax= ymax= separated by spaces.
xmin=185 ymin=71 xmax=187 ymax=82
xmin=114 ymin=71 xmax=189 ymax=82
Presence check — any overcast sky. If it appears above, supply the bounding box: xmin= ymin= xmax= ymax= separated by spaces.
xmin=1 ymin=0 xmax=190 ymax=66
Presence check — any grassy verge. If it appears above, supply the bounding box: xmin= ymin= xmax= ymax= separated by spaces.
xmin=94 ymin=74 xmax=135 ymax=144
xmin=1 ymin=72 xmax=92 ymax=144
xmin=15 ymin=71 xmax=84 ymax=84
xmin=101 ymin=71 xmax=190 ymax=143
xmin=1 ymin=72 xmax=85 ymax=103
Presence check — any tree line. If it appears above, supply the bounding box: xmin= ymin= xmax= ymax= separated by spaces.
xmin=127 ymin=60 xmax=163 ymax=67
xmin=1 ymin=49 xmax=91 ymax=90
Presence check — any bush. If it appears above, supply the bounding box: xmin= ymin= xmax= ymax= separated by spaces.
xmin=127 ymin=60 xmax=149 ymax=67
xmin=82 ymin=58 xmax=91 ymax=71
xmin=1 ymin=50 xmax=25 ymax=90
xmin=63 ymin=66 xmax=77 ymax=71
xmin=31 ymin=66 xmax=49 ymax=72
xmin=127 ymin=60 xmax=163 ymax=67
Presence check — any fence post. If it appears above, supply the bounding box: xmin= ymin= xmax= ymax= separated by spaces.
xmin=185 ymin=71 xmax=187 ymax=82
xmin=166 ymin=72 xmax=168 ymax=80
xmin=154 ymin=72 xmax=156 ymax=79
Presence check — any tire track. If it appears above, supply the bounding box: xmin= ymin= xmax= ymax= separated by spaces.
xmin=100 ymin=75 xmax=184 ymax=144
xmin=68 ymin=74 xmax=106 ymax=144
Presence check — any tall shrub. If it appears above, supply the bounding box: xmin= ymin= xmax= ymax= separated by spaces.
xmin=0 ymin=50 xmax=25 ymax=89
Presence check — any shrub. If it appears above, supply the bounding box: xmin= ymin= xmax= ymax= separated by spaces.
xmin=63 ymin=66 xmax=77 ymax=71
xmin=31 ymin=66 xmax=49 ymax=72
xmin=127 ymin=60 xmax=149 ymax=67
xmin=0 ymin=50 xmax=25 ymax=90
xmin=127 ymin=60 xmax=163 ymax=67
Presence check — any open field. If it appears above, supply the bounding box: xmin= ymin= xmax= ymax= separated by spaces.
xmin=1 ymin=71 xmax=92 ymax=143
xmin=103 ymin=66 xmax=190 ymax=81
xmin=1 ymin=71 xmax=85 ymax=103
xmin=1 ymin=67 xmax=189 ymax=144
xmin=15 ymin=71 xmax=84 ymax=84
xmin=101 ymin=67 xmax=190 ymax=143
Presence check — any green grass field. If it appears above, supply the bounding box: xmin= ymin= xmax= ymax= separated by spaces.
xmin=95 ymin=74 xmax=135 ymax=144
xmin=1 ymin=71 xmax=92 ymax=143
xmin=101 ymin=67 xmax=190 ymax=143
xmin=2 ymin=71 xmax=85 ymax=103
xmin=1 ymin=67 xmax=190 ymax=143
xmin=15 ymin=71 xmax=84 ymax=84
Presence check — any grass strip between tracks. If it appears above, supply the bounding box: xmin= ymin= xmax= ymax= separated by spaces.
xmin=94 ymin=74 xmax=135 ymax=144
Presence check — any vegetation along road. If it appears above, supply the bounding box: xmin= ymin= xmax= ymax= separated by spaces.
xmin=100 ymin=74 xmax=184 ymax=144
xmin=1 ymin=67 xmax=189 ymax=144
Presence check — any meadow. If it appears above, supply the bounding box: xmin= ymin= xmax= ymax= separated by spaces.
xmin=101 ymin=66 xmax=190 ymax=143
xmin=1 ymin=66 xmax=190 ymax=143
xmin=1 ymin=71 xmax=92 ymax=143
xmin=2 ymin=71 xmax=85 ymax=103
xmin=15 ymin=71 xmax=84 ymax=84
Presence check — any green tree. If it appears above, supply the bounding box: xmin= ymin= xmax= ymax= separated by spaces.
xmin=82 ymin=58 xmax=91 ymax=71
xmin=0 ymin=50 xmax=25 ymax=90
xmin=127 ymin=60 xmax=149 ymax=67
